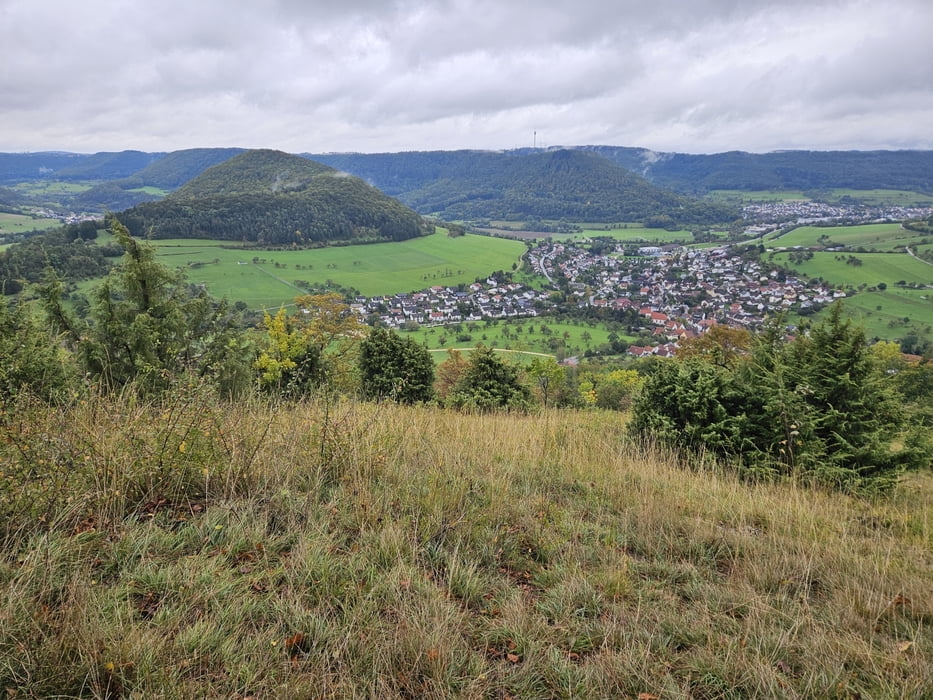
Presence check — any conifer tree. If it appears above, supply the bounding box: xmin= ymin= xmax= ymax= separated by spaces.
xmin=0 ymin=295 xmax=75 ymax=405
xmin=42 ymin=216 xmax=252 ymax=396
xmin=358 ymin=328 xmax=435 ymax=404
xmin=448 ymin=345 xmax=531 ymax=411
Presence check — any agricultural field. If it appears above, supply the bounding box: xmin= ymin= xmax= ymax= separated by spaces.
xmin=127 ymin=186 xmax=169 ymax=197
xmin=765 ymin=222 xmax=933 ymax=342
xmin=822 ymin=189 xmax=933 ymax=206
xmin=579 ymin=226 xmax=697 ymax=244
xmin=770 ymin=251 xmax=932 ymax=288
xmin=707 ymin=189 xmax=809 ymax=203
xmin=766 ymin=223 xmax=927 ymax=250
xmin=801 ymin=288 xmax=932 ymax=344
xmin=478 ymin=222 xmax=697 ymax=244
xmin=10 ymin=180 xmax=93 ymax=196
xmin=0 ymin=212 xmax=63 ymax=235
xmin=400 ymin=318 xmax=632 ymax=361
xmin=707 ymin=189 xmax=933 ymax=206
xmin=139 ymin=231 xmax=526 ymax=308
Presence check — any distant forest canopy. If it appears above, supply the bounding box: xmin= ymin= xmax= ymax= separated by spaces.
xmin=309 ymin=147 xmax=933 ymax=198
xmin=577 ymin=147 xmax=933 ymax=194
xmin=118 ymin=150 xmax=432 ymax=245
xmin=310 ymin=149 xmax=737 ymax=226
xmin=0 ymin=220 xmax=112 ymax=295
xmin=2 ymin=146 xmax=930 ymax=218
xmin=5 ymin=146 xmax=931 ymax=193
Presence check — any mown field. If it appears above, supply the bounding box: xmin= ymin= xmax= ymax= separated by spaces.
xmin=708 ymin=190 xmax=809 ymax=203
xmin=136 ymin=231 xmax=525 ymax=308
xmin=10 ymin=180 xmax=93 ymax=196
xmin=818 ymin=288 xmax=933 ymax=341
xmin=128 ymin=186 xmax=169 ymax=197
xmin=770 ymin=251 xmax=932 ymax=288
xmin=579 ymin=227 xmax=699 ymax=244
xmin=2 ymin=395 xmax=930 ymax=698
xmin=0 ymin=212 xmax=64 ymax=235
xmin=762 ymin=223 xmax=933 ymax=340
xmin=480 ymin=223 xmax=696 ymax=244
xmin=823 ymin=189 xmax=933 ymax=206
xmin=767 ymin=223 xmax=927 ymax=250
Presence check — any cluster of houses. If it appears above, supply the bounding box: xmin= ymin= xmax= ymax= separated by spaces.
xmin=529 ymin=239 xmax=851 ymax=358
xmin=350 ymin=237 xmax=850 ymax=360
xmin=743 ymin=200 xmax=933 ymax=230
xmin=351 ymin=281 xmax=553 ymax=328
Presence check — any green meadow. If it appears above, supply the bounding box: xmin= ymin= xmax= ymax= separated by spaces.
xmin=481 ymin=222 xmax=696 ymax=244
xmin=128 ymin=186 xmax=170 ymax=196
xmin=578 ymin=227 xmax=696 ymax=243
xmin=0 ymin=212 xmax=63 ymax=234
xmin=144 ymin=231 xmax=525 ymax=308
xmin=767 ymin=223 xmax=925 ymax=250
xmin=805 ymin=288 xmax=932 ymax=342
xmin=11 ymin=180 xmax=93 ymax=196
xmin=767 ymin=223 xmax=933 ymax=340
xmin=823 ymin=189 xmax=933 ymax=206
xmin=708 ymin=189 xmax=809 ymax=203
xmin=708 ymin=188 xmax=933 ymax=206
xmin=771 ymin=251 xmax=932 ymax=288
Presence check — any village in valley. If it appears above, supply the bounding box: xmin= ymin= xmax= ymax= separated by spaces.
xmin=353 ymin=238 xmax=845 ymax=359
xmin=351 ymin=198 xmax=933 ymax=359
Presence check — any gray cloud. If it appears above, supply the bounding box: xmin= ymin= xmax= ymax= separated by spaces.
xmin=0 ymin=0 xmax=930 ymax=153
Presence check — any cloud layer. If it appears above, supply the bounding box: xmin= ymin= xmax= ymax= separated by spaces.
xmin=2 ymin=0 xmax=931 ymax=153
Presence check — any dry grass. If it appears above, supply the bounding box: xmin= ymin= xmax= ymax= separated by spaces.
xmin=1 ymin=390 xmax=930 ymax=698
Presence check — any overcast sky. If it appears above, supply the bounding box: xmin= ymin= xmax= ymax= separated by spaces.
xmin=2 ymin=0 xmax=931 ymax=155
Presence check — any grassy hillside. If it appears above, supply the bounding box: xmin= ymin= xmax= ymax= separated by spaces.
xmin=132 ymin=231 xmax=525 ymax=304
xmin=818 ymin=288 xmax=933 ymax=341
xmin=766 ymin=223 xmax=926 ymax=250
xmin=0 ymin=212 xmax=63 ymax=235
xmin=1 ymin=393 xmax=930 ymax=697
xmin=771 ymin=251 xmax=932 ymax=287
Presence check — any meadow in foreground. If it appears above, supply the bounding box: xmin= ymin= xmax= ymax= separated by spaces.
xmin=1 ymin=390 xmax=930 ymax=698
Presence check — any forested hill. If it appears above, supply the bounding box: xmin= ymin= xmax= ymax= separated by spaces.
xmin=118 ymin=149 xmax=432 ymax=245
xmin=579 ymin=146 xmax=933 ymax=194
xmin=310 ymin=149 xmax=737 ymax=226
xmin=128 ymin=148 xmax=246 ymax=189
xmin=3 ymin=146 xmax=930 ymax=220
xmin=0 ymin=150 xmax=166 ymax=184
